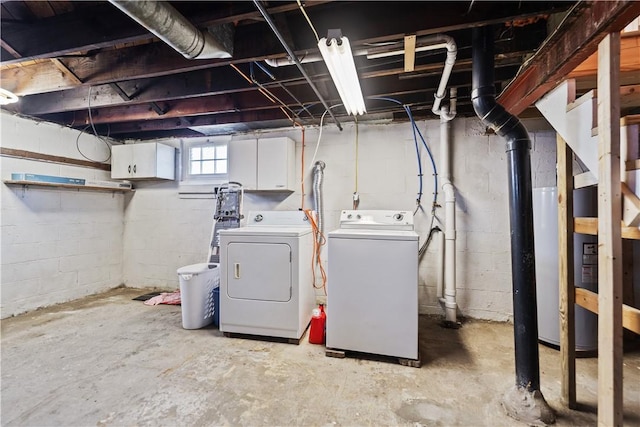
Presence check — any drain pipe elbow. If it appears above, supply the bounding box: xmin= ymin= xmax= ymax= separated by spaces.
xmin=432 ymin=35 xmax=457 ymax=117
xmin=472 ymin=26 xmax=546 ymax=404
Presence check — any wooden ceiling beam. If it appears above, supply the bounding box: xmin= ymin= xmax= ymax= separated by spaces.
xmin=95 ymin=109 xmax=300 ymax=135
xmin=1 ymin=2 xmax=570 ymax=96
xmin=0 ymin=38 xmax=21 ymax=58
xmin=498 ymin=0 xmax=640 ymax=115
xmin=14 ymin=48 xmax=523 ymax=117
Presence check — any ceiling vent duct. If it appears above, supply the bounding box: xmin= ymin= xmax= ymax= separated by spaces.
xmin=109 ymin=0 xmax=233 ymax=59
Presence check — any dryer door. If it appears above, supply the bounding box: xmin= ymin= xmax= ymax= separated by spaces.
xmin=226 ymin=242 xmax=292 ymax=302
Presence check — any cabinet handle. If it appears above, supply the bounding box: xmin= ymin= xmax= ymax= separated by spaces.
xmin=234 ymin=263 xmax=241 ymax=279
xmin=133 ymin=164 xmax=137 ymax=173
xmin=128 ymin=165 xmax=131 ymax=173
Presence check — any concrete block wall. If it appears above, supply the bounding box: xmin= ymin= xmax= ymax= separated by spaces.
xmin=122 ymin=117 xmax=558 ymax=321
xmin=1 ymin=112 xmax=125 ymax=318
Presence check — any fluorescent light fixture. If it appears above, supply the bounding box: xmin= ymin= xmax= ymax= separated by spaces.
xmin=318 ymin=35 xmax=366 ymax=115
xmin=0 ymin=88 xmax=19 ymax=105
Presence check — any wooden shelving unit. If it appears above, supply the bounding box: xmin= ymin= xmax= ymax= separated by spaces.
xmin=557 ymin=32 xmax=640 ymax=426
xmin=4 ymin=180 xmax=133 ymax=193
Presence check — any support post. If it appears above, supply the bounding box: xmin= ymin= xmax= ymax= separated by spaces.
xmin=596 ymin=32 xmax=623 ymax=427
xmin=557 ymin=135 xmax=576 ymax=408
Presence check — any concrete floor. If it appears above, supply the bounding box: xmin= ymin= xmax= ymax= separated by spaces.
xmin=1 ymin=287 xmax=639 ymax=426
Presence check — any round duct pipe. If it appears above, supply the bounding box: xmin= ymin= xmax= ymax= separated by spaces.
xmin=109 ymin=0 xmax=232 ymax=59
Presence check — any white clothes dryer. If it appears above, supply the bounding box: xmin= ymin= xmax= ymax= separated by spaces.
xmin=219 ymin=211 xmax=316 ymax=340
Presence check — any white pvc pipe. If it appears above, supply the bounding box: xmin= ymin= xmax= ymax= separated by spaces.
xmin=436 ymin=228 xmax=445 ymax=300
xmin=265 ymin=48 xmax=369 ymax=67
xmin=430 ymin=35 xmax=457 ymax=119
xmin=439 ymin=100 xmax=457 ymax=323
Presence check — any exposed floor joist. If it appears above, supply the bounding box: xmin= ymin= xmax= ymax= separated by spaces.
xmin=498 ymin=0 xmax=640 ymax=115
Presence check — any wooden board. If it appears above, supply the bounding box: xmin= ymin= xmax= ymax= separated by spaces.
xmin=4 ymin=180 xmax=132 ymax=193
xmin=574 ymin=217 xmax=640 ymax=240
xmin=596 ymin=32 xmax=623 ymax=427
xmin=0 ymin=147 xmax=111 ymax=171
xmin=575 ymin=288 xmax=640 ymax=335
xmin=569 ymin=32 xmax=640 ymax=77
xmin=325 ymin=348 xmax=421 ymax=368
xmin=557 ymin=134 xmax=576 ymax=408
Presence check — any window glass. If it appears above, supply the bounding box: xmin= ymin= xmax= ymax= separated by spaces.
xmin=186 ymin=142 xmax=228 ymax=179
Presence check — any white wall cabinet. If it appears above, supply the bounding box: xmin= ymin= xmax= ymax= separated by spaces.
xmin=228 ymin=137 xmax=295 ymax=191
xmin=111 ymin=142 xmax=175 ymax=180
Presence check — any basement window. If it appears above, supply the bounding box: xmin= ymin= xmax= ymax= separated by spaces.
xmin=189 ymin=144 xmax=227 ymax=177
xmin=182 ymin=140 xmax=229 ymax=183
xmin=179 ymin=139 xmax=229 ymax=198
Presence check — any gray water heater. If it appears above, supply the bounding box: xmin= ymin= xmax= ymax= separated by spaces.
xmin=533 ymin=186 xmax=598 ymax=352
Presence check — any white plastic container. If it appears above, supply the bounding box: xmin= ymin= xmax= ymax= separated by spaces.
xmin=177 ymin=263 xmax=220 ymax=329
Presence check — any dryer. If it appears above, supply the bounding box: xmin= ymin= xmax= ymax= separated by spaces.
xmin=327 ymin=210 xmax=419 ymax=360
xmin=219 ymin=211 xmax=316 ymax=340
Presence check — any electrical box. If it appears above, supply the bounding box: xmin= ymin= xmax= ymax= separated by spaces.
xmin=111 ymin=142 xmax=175 ymax=180
xmin=228 ymin=137 xmax=295 ymax=191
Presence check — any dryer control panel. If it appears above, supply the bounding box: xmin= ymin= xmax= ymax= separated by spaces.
xmin=246 ymin=210 xmax=311 ymax=227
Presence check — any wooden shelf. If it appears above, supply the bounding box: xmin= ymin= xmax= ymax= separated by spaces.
xmin=574 ymin=217 xmax=640 ymax=239
xmin=3 ymin=180 xmax=133 ymax=193
xmin=575 ymin=288 xmax=640 ymax=334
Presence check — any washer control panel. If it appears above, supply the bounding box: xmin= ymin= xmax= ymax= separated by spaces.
xmin=339 ymin=210 xmax=413 ymax=230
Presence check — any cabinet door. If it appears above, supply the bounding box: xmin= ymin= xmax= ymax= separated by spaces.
xmin=257 ymin=137 xmax=293 ymax=190
xmin=130 ymin=143 xmax=158 ymax=178
xmin=228 ymin=139 xmax=257 ymax=190
xmin=111 ymin=145 xmax=133 ymax=178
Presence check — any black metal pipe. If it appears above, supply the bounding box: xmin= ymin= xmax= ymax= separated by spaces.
xmin=253 ymin=0 xmax=342 ymax=130
xmin=471 ymin=25 xmax=540 ymax=392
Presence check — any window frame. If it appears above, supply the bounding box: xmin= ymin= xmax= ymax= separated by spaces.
xmin=181 ymin=138 xmax=229 ymax=185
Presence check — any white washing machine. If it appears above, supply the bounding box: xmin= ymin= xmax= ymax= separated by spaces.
xmin=327 ymin=210 xmax=419 ymax=360
xmin=219 ymin=211 xmax=316 ymax=340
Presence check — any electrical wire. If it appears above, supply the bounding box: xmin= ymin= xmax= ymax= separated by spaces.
xmin=249 ymin=63 xmax=304 ymax=124
xmin=296 ymin=0 xmax=320 ymax=43
xmin=255 ymin=61 xmax=316 ymax=120
xmin=300 ymin=126 xmax=306 ymax=209
xmin=354 ymin=117 xmax=359 ymax=193
xmin=304 ymin=209 xmax=327 ymax=295
xmin=353 ymin=117 xmax=360 ymax=209
xmin=307 ymin=107 xmax=330 ymax=171
xmin=83 ymin=86 xmax=112 ymax=163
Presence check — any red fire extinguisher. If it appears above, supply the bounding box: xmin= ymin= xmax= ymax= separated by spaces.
xmin=309 ymin=304 xmax=326 ymax=344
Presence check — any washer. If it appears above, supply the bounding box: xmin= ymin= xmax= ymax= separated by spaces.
xmin=219 ymin=211 xmax=316 ymax=340
xmin=327 ymin=210 xmax=419 ymax=360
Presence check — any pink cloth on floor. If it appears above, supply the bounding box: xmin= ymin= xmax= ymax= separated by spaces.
xmin=144 ymin=290 xmax=181 ymax=306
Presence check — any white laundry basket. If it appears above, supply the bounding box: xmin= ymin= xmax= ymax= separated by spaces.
xmin=176 ymin=263 xmax=220 ymax=329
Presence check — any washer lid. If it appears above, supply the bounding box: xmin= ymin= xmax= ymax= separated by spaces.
xmin=328 ymin=228 xmax=418 ymax=241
